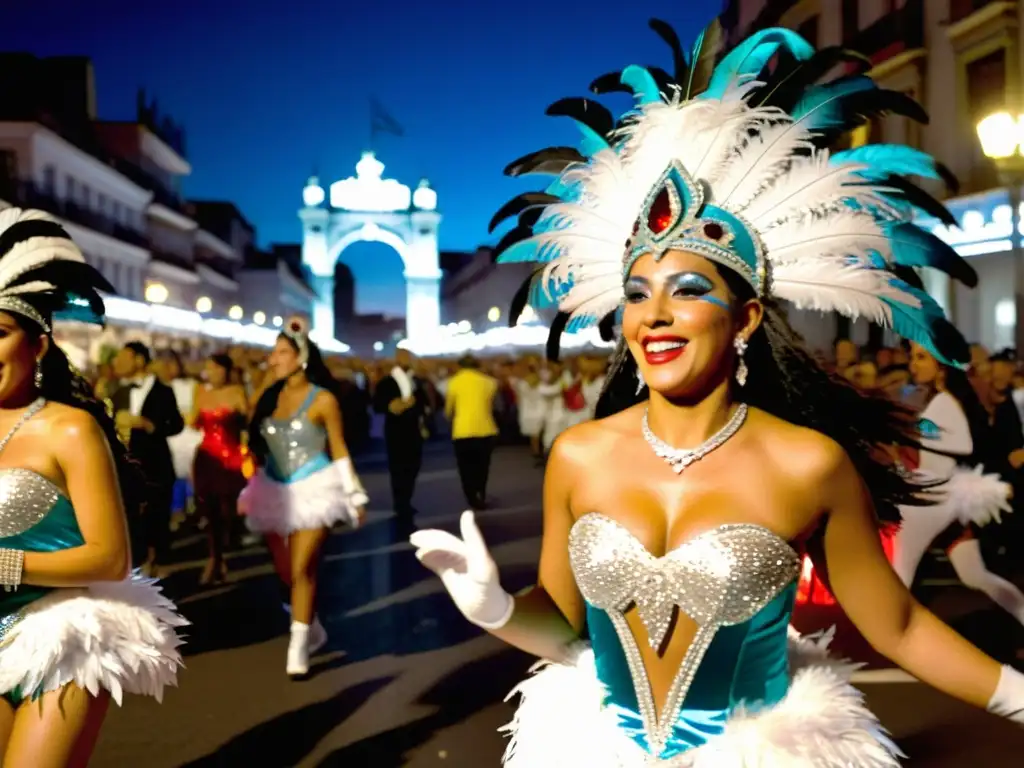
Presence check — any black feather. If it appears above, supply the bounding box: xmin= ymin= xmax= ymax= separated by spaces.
xmin=504 ymin=147 xmax=585 ymax=177
xmin=508 ymin=269 xmax=541 ymax=328
xmin=686 ymin=18 xmax=724 ymax=97
xmin=932 ymin=317 xmax=971 ymax=365
xmin=546 ymin=312 xmax=571 ymax=361
xmin=546 ymin=98 xmax=615 ymax=139
xmin=493 ymin=225 xmax=535 ymax=261
xmin=890 ymin=265 xmax=924 ymax=291
xmin=648 ymin=18 xmax=688 ymax=83
xmin=646 ymin=66 xmax=675 ymax=97
xmin=12 ymin=260 xmax=115 ymax=296
xmin=488 ymin=192 xmax=560 ymax=234
xmin=935 ymin=162 xmax=961 ymax=196
xmin=598 ymin=310 xmax=618 ymax=342
xmin=809 ymin=86 xmax=930 ymax=148
xmin=589 ymin=71 xmax=632 ymax=96
xmin=751 ymin=47 xmax=871 ymax=111
xmin=0 ymin=219 xmax=71 ymax=257
xmin=858 ymin=174 xmax=958 ymax=227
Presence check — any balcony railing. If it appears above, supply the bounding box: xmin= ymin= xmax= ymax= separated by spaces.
xmin=1 ymin=179 xmax=148 ymax=249
xmin=848 ymin=0 xmax=925 ymax=62
xmin=150 ymin=248 xmax=195 ymax=273
xmin=110 ymin=159 xmax=190 ymax=216
xmin=950 ymin=0 xmax=1000 ymax=25
xmin=196 ymin=255 xmax=236 ymax=282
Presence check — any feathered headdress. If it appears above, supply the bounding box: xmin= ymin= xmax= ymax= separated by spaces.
xmin=492 ymin=21 xmax=974 ymax=363
xmin=0 ymin=208 xmax=113 ymax=331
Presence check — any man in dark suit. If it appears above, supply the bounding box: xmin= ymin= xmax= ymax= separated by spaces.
xmin=111 ymin=341 xmax=185 ymax=574
xmin=373 ymin=348 xmax=427 ymax=525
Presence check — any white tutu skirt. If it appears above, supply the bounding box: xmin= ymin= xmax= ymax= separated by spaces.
xmin=0 ymin=574 xmax=188 ymax=705
xmin=238 ymin=464 xmax=362 ymax=535
xmin=502 ymin=628 xmax=901 ymax=767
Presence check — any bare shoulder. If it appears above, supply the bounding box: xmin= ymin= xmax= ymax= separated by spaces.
xmin=550 ymin=404 xmax=641 ymax=471
xmin=748 ymin=407 xmax=849 ymax=483
xmin=45 ymin=402 xmax=106 ymax=445
xmin=313 ymin=387 xmax=341 ymax=411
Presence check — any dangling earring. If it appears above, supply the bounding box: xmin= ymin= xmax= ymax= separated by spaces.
xmin=635 ymin=368 xmax=646 ymax=396
xmin=734 ymin=336 xmax=748 ymax=387
xmin=33 ymin=360 xmax=43 ymax=390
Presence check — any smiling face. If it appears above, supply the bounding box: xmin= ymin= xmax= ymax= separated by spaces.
xmin=0 ymin=312 xmax=47 ymax=403
xmin=621 ymin=250 xmax=762 ymax=400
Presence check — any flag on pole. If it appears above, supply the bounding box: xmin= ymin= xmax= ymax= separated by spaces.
xmin=370 ymin=98 xmax=405 ymax=139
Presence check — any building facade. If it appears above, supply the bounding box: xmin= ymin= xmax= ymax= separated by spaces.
xmin=0 ymin=53 xmax=317 ymax=360
xmin=722 ymin=0 xmax=1024 ymax=351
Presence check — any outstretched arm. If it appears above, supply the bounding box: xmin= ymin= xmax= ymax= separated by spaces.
xmin=817 ymin=443 xmax=1006 ymax=712
xmin=410 ymin=432 xmax=585 ymax=662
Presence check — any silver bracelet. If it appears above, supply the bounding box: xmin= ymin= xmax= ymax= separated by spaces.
xmin=0 ymin=548 xmax=24 ymax=592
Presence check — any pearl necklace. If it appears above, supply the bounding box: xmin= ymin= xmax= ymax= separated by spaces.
xmin=641 ymin=403 xmax=748 ymax=474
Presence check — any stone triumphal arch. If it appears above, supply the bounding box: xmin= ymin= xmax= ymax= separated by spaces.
xmin=299 ymin=151 xmax=441 ymax=348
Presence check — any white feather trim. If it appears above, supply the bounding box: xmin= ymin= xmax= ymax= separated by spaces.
xmin=502 ymin=630 xmax=900 ymax=767
xmin=0 ymin=209 xmax=84 ymax=295
xmin=0 ymin=574 xmax=187 ymax=705
xmin=941 ymin=465 xmax=1013 ymax=527
xmin=771 ymin=258 xmax=923 ymax=323
xmin=239 ymin=461 xmax=363 ymax=534
xmin=761 ymin=212 xmax=889 ymax=266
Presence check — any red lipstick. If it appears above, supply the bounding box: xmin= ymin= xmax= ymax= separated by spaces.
xmin=642 ymin=335 xmax=687 ymax=366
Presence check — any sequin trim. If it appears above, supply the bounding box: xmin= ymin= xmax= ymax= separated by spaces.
xmin=569 ymin=515 xmax=801 ymax=759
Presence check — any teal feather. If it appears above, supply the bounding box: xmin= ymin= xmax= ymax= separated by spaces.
xmin=497 ymin=239 xmax=562 ymax=265
xmin=566 ymin=313 xmax=599 ymax=332
xmin=790 ymin=75 xmax=875 ymax=129
xmin=620 ymin=65 xmax=662 ymax=104
xmin=576 ymin=123 xmax=610 ymax=157
xmin=882 ymin=278 xmax=968 ymax=365
xmin=832 ymin=144 xmax=941 ymax=181
xmin=703 ymin=28 xmax=815 ymax=99
xmin=888 ymin=223 xmax=977 ymax=287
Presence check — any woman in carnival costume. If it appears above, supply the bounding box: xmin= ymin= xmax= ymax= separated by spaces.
xmin=893 ymin=342 xmax=1024 ymax=622
xmin=0 ymin=208 xmax=186 ymax=765
xmin=410 ymin=20 xmax=1024 ymax=767
xmin=239 ymin=318 xmax=367 ymax=676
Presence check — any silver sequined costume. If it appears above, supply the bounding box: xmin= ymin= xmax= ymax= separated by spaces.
xmin=238 ymin=386 xmax=366 ymax=534
xmin=501 ymin=513 xmax=900 ymax=767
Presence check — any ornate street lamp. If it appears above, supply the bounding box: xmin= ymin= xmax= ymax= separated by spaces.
xmin=977 ymin=111 xmax=1024 ymax=353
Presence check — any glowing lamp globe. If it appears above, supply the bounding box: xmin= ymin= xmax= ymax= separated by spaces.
xmin=228 ymin=305 xmax=244 ymax=321
xmin=195 ymin=296 xmax=213 ymax=313
xmin=977 ymin=112 xmax=1024 ymax=160
xmin=303 ymin=176 xmax=325 ymax=207
xmin=413 ymin=179 xmax=437 ymax=211
xmin=144 ymin=282 xmax=169 ymax=304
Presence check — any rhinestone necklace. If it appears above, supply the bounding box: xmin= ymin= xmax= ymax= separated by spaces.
xmin=642 ymin=402 xmax=748 ymax=474
xmin=0 ymin=398 xmax=45 ymax=455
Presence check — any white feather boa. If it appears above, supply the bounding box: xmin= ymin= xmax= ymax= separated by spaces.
xmin=942 ymin=465 xmax=1013 ymax=527
xmin=501 ymin=628 xmax=901 ymax=767
xmin=0 ymin=574 xmax=187 ymax=705
xmin=239 ymin=461 xmax=364 ymax=535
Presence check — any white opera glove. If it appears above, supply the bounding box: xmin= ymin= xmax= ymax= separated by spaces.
xmin=333 ymin=458 xmax=369 ymax=507
xmin=409 ymin=510 xmax=514 ymax=630
xmin=987 ymin=665 xmax=1024 ymax=724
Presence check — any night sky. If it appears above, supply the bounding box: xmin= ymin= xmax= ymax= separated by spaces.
xmin=5 ymin=0 xmax=719 ymax=315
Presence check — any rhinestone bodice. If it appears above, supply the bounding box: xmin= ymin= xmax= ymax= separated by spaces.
xmin=0 ymin=469 xmax=84 ymax=628
xmin=261 ymin=413 xmax=328 ymax=480
xmin=568 ymin=513 xmax=801 ymax=759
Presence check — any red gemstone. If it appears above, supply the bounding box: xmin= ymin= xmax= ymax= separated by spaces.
xmin=703 ymin=222 xmax=724 ymax=240
xmin=647 ymin=187 xmax=674 ymax=234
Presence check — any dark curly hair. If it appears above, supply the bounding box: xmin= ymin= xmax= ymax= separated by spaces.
xmin=596 ymin=263 xmax=928 ymax=525
xmin=248 ymin=334 xmax=341 ymax=464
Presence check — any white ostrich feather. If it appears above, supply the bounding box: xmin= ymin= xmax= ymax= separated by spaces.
xmin=761 ymin=212 xmax=890 ymax=266
xmin=771 ymin=257 xmax=921 ymax=322
xmin=0 ymin=209 xmax=84 ymax=295
xmin=710 ymin=118 xmax=815 ymax=206
xmin=742 ymin=154 xmax=881 ymax=226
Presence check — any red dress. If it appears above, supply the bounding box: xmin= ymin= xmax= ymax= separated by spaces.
xmin=193 ymin=407 xmax=248 ymax=503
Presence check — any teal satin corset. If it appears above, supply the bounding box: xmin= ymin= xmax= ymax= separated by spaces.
xmin=0 ymin=469 xmax=84 ymax=621
xmin=587 ymin=583 xmax=796 ymax=757
xmin=261 ymin=387 xmax=331 ymax=483
xmin=568 ymin=513 xmax=802 ymax=760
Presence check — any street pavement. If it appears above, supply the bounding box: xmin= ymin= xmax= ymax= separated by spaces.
xmin=91 ymin=440 xmax=1024 ymax=767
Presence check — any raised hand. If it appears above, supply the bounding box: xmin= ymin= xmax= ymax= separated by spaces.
xmin=409 ymin=511 xmax=514 ymax=629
